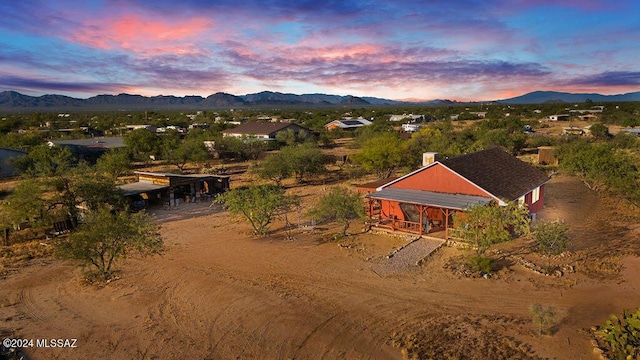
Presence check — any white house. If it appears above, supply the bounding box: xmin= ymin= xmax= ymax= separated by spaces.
xmin=325 ymin=118 xmax=373 ymax=130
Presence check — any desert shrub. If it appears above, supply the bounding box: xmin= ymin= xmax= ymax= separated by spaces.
xmin=467 ymin=255 xmax=493 ymax=275
xmin=595 ymin=308 xmax=640 ymax=360
xmin=529 ymin=303 xmax=557 ymax=335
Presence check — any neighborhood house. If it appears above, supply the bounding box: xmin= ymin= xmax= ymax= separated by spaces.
xmin=361 ymin=148 xmax=550 ymax=238
xmin=221 ymin=122 xmax=311 ymax=140
xmin=324 ymin=118 xmax=373 ymax=130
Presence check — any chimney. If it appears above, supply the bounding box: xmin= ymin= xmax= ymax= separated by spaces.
xmin=422 ymin=152 xmax=439 ymax=167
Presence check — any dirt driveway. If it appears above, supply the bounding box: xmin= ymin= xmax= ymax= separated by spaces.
xmin=1 ymin=175 xmax=640 ymax=359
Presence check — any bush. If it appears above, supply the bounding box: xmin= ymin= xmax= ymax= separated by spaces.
xmin=467 ymin=255 xmax=493 ymax=274
xmin=529 ymin=303 xmax=557 ymax=335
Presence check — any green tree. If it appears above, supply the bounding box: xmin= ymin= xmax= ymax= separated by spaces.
xmin=164 ymin=137 xmax=210 ymax=173
xmin=281 ymin=143 xmax=327 ymax=183
xmin=96 ymin=149 xmax=132 ymax=179
xmin=215 ymin=185 xmax=298 ymax=235
xmin=58 ymin=207 xmax=161 ymax=280
xmin=256 ymin=152 xmax=292 ymax=187
xmin=558 ymin=141 xmax=639 ymax=203
xmin=589 ymin=123 xmax=610 ymax=140
xmin=275 ymin=128 xmax=303 ymax=146
xmin=354 ymin=132 xmax=405 ymax=178
xmin=454 ymin=202 xmax=531 ymax=254
xmin=8 ymin=163 xmax=126 ymax=226
xmin=216 ymin=136 xmax=271 ymax=161
xmin=534 ymin=220 xmax=570 ymax=257
xmin=11 ymin=144 xmax=73 ymax=177
xmin=3 ymin=179 xmax=48 ymax=228
xmin=124 ymin=129 xmax=160 ymax=160
xmin=307 ymin=186 xmax=365 ymax=236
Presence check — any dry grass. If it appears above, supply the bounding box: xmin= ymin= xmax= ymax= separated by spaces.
xmin=0 ymin=240 xmax=56 ymax=277
xmin=391 ymin=314 xmax=540 ymax=360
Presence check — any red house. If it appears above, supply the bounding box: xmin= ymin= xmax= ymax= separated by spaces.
xmin=364 ymin=147 xmax=550 ymax=238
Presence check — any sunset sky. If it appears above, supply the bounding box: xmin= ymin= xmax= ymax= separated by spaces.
xmin=0 ymin=0 xmax=638 ymax=101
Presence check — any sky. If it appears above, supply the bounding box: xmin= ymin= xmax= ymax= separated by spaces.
xmin=0 ymin=0 xmax=639 ymax=102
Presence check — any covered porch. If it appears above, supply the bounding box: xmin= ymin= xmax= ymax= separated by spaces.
xmin=365 ymin=188 xmax=491 ymax=239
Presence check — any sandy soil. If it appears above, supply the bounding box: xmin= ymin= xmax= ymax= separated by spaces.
xmin=1 ymin=175 xmax=640 ymax=359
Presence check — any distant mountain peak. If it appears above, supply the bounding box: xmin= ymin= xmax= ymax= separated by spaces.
xmin=498 ymin=90 xmax=640 ymax=104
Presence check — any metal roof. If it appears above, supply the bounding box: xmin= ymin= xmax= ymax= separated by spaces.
xmin=221 ymin=122 xmax=308 ymax=135
xmin=134 ymin=171 xmax=230 ymax=179
xmin=52 ymin=137 xmax=125 ymax=148
xmin=117 ymin=181 xmax=169 ymax=196
xmin=366 ymin=188 xmax=492 ymax=210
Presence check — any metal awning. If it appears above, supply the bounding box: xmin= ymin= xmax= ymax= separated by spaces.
xmin=365 ymin=188 xmax=492 ymax=210
xmin=117 ymin=182 xmax=169 ymax=196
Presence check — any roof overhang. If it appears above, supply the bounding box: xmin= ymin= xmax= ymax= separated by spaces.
xmin=117 ymin=182 xmax=169 ymax=196
xmin=365 ymin=188 xmax=492 ymax=211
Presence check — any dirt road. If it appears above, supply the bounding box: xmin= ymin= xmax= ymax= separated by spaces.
xmin=1 ymin=175 xmax=639 ymax=359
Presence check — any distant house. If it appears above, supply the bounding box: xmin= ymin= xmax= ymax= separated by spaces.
xmin=325 ymin=118 xmax=373 ymax=131
xmin=562 ymin=127 xmax=584 ymax=136
xmin=622 ymin=128 xmax=640 ymax=137
xmin=362 ymin=148 xmax=550 ymax=238
xmin=401 ymin=124 xmax=421 ymax=133
xmin=548 ymin=114 xmax=570 ymax=121
xmin=569 ymin=108 xmax=603 ymax=114
xmin=469 ymin=111 xmax=488 ymax=118
xmin=0 ymin=147 xmax=26 ymax=178
xmin=221 ymin=122 xmax=311 ymax=140
xmin=389 ymin=114 xmax=425 ymax=122
xmin=578 ymin=114 xmax=599 ymax=121
xmin=125 ymin=124 xmax=157 ymax=132
xmin=48 ymin=137 xmax=126 ymax=163
xmin=49 ymin=137 xmax=125 ymax=149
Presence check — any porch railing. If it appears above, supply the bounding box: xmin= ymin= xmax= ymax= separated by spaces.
xmin=373 ymin=218 xmax=424 ymax=234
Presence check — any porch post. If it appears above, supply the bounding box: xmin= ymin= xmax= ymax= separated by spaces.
xmin=419 ymin=204 xmax=423 ymax=235
xmin=445 ymin=208 xmax=449 ymax=239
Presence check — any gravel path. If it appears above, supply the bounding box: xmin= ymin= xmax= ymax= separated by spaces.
xmin=372 ymin=237 xmax=445 ymax=276
xmin=149 ymin=202 xmax=222 ymax=223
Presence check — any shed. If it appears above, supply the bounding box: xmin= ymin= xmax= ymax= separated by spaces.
xmin=118 ymin=171 xmax=230 ymax=209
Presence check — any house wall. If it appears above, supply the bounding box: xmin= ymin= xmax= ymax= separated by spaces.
xmin=138 ymin=174 xmax=170 ymax=186
xmin=379 ymin=200 xmax=405 ymax=221
xmin=526 ymin=184 xmax=545 ymax=214
xmin=223 ymin=133 xmax=270 ymax=139
xmin=325 ymin=122 xmax=340 ymax=131
xmin=0 ymin=148 xmax=25 ymax=177
xmin=377 ymin=200 xmax=452 ymax=223
xmin=387 ymin=164 xmax=492 ymax=198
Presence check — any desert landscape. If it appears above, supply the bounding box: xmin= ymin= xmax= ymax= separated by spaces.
xmin=1 ymin=172 xmax=639 ymax=360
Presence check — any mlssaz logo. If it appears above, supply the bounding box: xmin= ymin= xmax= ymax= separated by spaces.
xmin=36 ymin=339 xmax=78 ymax=348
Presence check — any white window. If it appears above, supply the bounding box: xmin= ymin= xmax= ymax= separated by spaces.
xmin=518 ymin=196 xmax=525 ymax=206
xmin=532 ymin=186 xmax=540 ymax=203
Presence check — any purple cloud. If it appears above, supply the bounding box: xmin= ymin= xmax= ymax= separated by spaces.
xmin=569 ymin=71 xmax=640 ymax=86
xmin=0 ymin=75 xmax=130 ymax=95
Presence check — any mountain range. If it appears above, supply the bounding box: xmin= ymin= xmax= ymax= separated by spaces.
xmin=0 ymin=90 xmax=638 ymax=111
xmin=496 ymin=90 xmax=640 ymax=104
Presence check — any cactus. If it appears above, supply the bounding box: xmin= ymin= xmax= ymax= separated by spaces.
xmin=595 ymin=308 xmax=640 ymax=360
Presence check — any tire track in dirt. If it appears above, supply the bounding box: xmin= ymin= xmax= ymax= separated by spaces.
xmin=16 ymin=288 xmax=45 ymax=322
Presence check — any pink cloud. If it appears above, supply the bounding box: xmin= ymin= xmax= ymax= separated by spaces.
xmin=68 ymin=14 xmax=213 ymax=56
